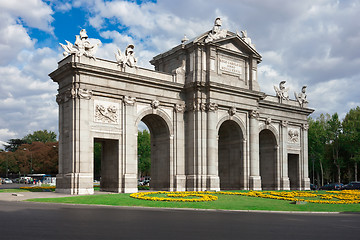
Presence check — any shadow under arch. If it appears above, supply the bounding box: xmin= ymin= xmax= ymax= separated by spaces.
xmin=135 ymin=108 xmax=173 ymax=190
xmin=259 ymin=128 xmax=278 ymax=189
xmin=218 ymin=119 xmax=245 ymax=190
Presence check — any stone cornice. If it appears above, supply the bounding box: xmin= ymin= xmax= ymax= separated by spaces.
xmin=50 ymin=61 xmax=184 ymax=93
xmin=259 ymin=99 xmax=314 ymax=116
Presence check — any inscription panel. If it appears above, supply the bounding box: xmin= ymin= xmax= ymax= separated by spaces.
xmin=219 ymin=58 xmax=242 ymax=75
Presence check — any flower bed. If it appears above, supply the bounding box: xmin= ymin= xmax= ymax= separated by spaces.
xmin=130 ymin=191 xmax=218 ymax=202
xmin=131 ymin=190 xmax=360 ymax=204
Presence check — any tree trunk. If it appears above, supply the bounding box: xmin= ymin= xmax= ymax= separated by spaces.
xmin=355 ymin=161 xmax=358 ymax=182
xmin=319 ymin=160 xmax=324 ymax=186
xmin=337 ymin=165 xmax=341 ymax=183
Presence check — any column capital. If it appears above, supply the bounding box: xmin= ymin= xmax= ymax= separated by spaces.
xmin=123 ymin=96 xmax=136 ymax=106
xmin=174 ymin=103 xmax=186 ymax=113
xmin=249 ymin=110 xmax=260 ymax=119
xmin=281 ymin=120 xmax=288 ymax=127
xmin=207 ymin=102 xmax=218 ymax=112
xmin=302 ymin=123 xmax=309 ymax=130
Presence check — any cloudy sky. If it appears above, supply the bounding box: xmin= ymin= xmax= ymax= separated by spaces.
xmin=0 ymin=0 xmax=359 ymax=148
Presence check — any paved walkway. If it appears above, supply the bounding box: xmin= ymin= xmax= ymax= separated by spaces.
xmin=0 ymin=191 xmax=110 ymax=202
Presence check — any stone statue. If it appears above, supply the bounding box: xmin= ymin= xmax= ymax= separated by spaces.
xmin=294 ymin=86 xmax=308 ymax=107
xmin=240 ymin=30 xmax=256 ymax=49
xmin=115 ymin=44 xmax=138 ymax=68
xmin=204 ymin=17 xmax=227 ymax=43
xmin=60 ymin=29 xmax=99 ymax=60
xmin=274 ymin=81 xmax=289 ymax=101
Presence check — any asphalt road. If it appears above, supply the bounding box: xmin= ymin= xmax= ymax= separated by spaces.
xmin=0 ymin=201 xmax=359 ymax=240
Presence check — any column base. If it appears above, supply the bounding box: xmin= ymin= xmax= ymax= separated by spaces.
xmin=249 ymin=176 xmax=262 ymax=190
xmin=175 ymin=175 xmax=186 ymax=191
xmin=281 ymin=177 xmax=290 ymax=190
xmin=55 ymin=173 xmax=94 ymax=195
xmin=123 ymin=174 xmax=138 ymax=193
xmin=207 ymin=175 xmax=220 ymax=191
xmin=301 ymin=178 xmax=311 ymax=190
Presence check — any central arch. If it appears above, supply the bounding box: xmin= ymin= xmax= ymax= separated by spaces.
xmin=259 ymin=129 xmax=277 ymax=189
xmin=218 ymin=120 xmax=244 ymax=189
xmin=140 ymin=113 xmax=171 ymax=190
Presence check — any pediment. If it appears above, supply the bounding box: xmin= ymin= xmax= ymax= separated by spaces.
xmin=194 ymin=32 xmax=261 ymax=60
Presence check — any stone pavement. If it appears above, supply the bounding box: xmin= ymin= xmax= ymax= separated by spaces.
xmin=0 ymin=191 xmax=110 ymax=202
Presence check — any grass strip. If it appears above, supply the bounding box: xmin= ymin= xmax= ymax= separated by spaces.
xmin=26 ymin=191 xmax=360 ymax=212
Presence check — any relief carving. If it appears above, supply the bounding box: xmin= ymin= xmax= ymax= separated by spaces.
xmin=94 ymin=102 xmax=118 ymax=124
xmin=288 ymin=129 xmax=299 ymax=143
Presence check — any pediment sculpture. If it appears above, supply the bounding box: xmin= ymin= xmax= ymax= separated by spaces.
xmin=204 ymin=17 xmax=227 ymax=43
xmin=60 ymin=29 xmax=99 ymax=60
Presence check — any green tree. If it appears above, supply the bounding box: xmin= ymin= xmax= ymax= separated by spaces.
xmin=23 ymin=130 xmax=57 ymax=144
xmin=342 ymin=106 xmax=360 ymax=181
xmin=138 ymin=130 xmax=151 ymax=177
xmin=326 ymin=113 xmax=343 ymax=183
xmin=308 ymin=115 xmax=327 ymax=186
xmin=4 ymin=139 xmax=26 ymax=152
xmin=94 ymin=142 xmax=102 ymax=180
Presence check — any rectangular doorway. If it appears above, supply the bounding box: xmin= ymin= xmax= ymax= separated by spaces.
xmin=288 ymin=154 xmax=299 ymax=190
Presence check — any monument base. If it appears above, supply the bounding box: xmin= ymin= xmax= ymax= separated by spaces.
xmin=55 ymin=173 xmax=94 ymax=195
xmin=249 ymin=176 xmax=262 ymax=190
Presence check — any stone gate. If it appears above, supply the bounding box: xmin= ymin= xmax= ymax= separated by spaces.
xmin=50 ymin=18 xmax=313 ymax=194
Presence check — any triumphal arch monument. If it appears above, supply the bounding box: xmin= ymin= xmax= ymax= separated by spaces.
xmin=50 ymin=19 xmax=313 ymax=194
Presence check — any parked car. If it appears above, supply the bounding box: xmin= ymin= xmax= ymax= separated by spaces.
xmin=341 ymin=182 xmax=360 ymax=190
xmin=2 ymin=178 xmax=13 ymax=184
xmin=319 ymin=183 xmax=343 ymax=190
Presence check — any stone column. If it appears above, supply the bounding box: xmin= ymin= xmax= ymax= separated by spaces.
xmin=301 ymin=123 xmax=310 ymax=190
xmin=174 ymin=103 xmax=186 ymax=191
xmin=249 ymin=110 xmax=261 ymax=190
xmin=122 ymin=96 xmax=138 ymax=193
xmin=280 ymin=120 xmax=290 ymax=190
xmin=206 ymin=102 xmax=220 ymax=191
xmin=55 ymin=87 xmax=94 ymax=195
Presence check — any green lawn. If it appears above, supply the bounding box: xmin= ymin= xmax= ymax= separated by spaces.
xmin=26 ymin=191 xmax=360 ymax=212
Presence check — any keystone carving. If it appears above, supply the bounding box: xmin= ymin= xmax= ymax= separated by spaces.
xmin=151 ymin=100 xmax=160 ymax=109
xmin=228 ymin=107 xmax=236 ymax=116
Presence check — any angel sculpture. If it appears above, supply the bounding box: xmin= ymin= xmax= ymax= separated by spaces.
xmin=294 ymin=86 xmax=308 ymax=107
xmin=60 ymin=29 xmax=99 ymax=60
xmin=115 ymin=44 xmax=137 ymax=68
xmin=274 ymin=81 xmax=289 ymax=101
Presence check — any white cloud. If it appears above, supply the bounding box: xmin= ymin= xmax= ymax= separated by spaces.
xmin=0 ymin=0 xmax=54 ymax=32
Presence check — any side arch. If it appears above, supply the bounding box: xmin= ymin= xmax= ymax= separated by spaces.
xmin=135 ymin=107 xmax=174 ymax=136
xmin=216 ymin=114 xmax=247 ymax=140
xmin=135 ymin=107 xmax=174 ymax=190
